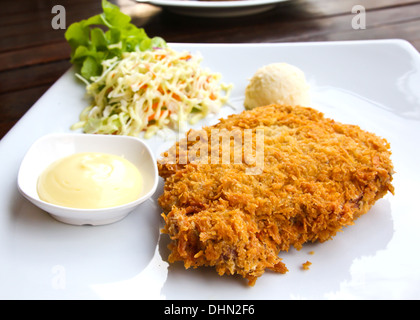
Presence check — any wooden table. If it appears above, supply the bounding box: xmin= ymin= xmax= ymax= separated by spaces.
xmin=1 ymin=0 xmax=419 ymax=139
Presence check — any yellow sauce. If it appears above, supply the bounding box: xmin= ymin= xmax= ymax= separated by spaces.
xmin=37 ymin=152 xmax=143 ymax=209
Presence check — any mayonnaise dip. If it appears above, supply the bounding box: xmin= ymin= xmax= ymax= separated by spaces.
xmin=37 ymin=152 xmax=143 ymax=209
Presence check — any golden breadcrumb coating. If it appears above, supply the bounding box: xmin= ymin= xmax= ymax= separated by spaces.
xmin=158 ymin=105 xmax=394 ymax=286
xmin=302 ymin=261 xmax=312 ymax=270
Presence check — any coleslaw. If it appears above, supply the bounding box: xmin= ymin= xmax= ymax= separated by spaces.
xmin=72 ymin=47 xmax=232 ymax=138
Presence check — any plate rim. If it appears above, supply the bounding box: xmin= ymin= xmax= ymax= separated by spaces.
xmin=135 ymin=0 xmax=288 ymax=9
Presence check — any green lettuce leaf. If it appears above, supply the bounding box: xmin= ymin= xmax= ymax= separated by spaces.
xmin=65 ymin=0 xmax=166 ymax=81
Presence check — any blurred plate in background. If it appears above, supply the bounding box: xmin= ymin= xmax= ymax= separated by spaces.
xmin=135 ymin=0 xmax=289 ymax=17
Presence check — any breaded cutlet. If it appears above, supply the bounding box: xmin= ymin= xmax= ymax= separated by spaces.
xmin=158 ymin=104 xmax=394 ymax=286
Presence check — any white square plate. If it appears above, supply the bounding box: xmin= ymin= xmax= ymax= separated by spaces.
xmin=1 ymin=40 xmax=420 ymax=299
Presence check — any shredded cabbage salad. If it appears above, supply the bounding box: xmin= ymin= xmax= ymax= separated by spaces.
xmin=72 ymin=47 xmax=232 ymax=138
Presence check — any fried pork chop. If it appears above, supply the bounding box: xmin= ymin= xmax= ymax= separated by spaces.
xmin=158 ymin=105 xmax=394 ymax=286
